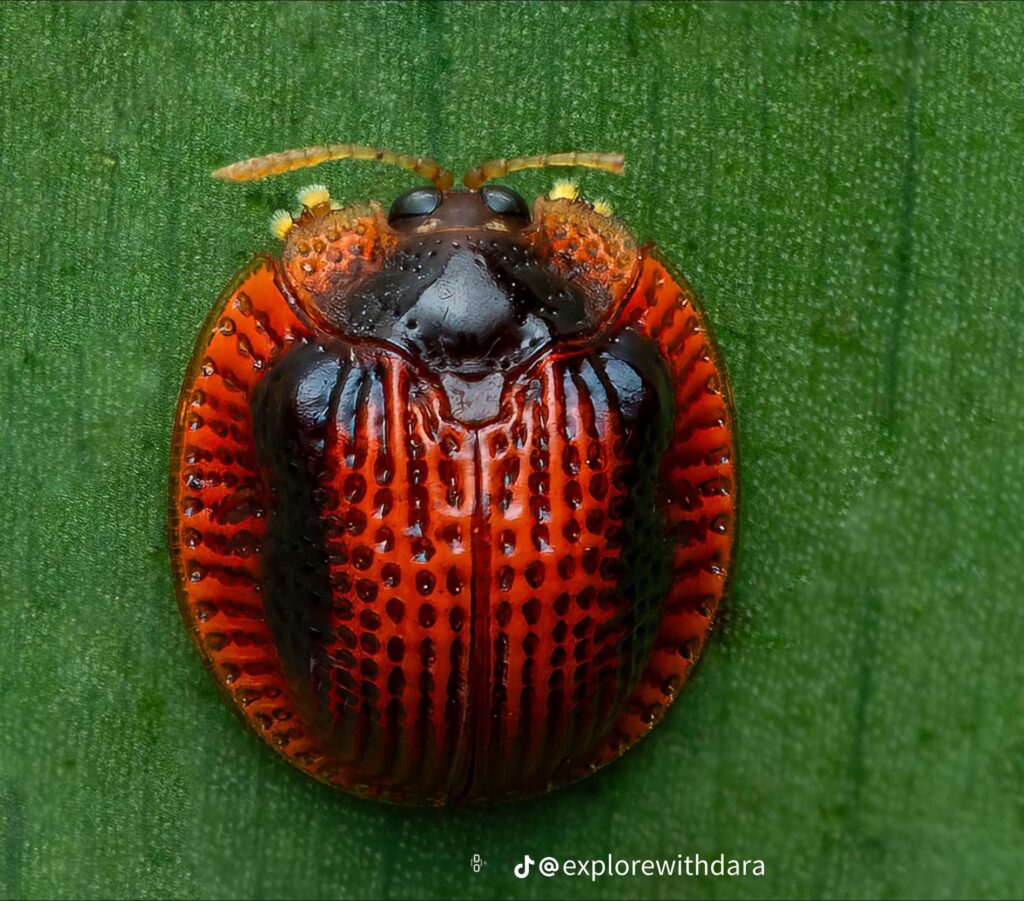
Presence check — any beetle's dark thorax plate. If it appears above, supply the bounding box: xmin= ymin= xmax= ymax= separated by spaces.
xmin=311 ymin=232 xmax=601 ymax=425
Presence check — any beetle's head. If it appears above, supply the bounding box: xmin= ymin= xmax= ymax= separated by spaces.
xmin=212 ymin=145 xmax=637 ymax=423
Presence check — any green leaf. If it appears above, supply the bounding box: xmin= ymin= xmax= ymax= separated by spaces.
xmin=1 ymin=2 xmax=1021 ymax=898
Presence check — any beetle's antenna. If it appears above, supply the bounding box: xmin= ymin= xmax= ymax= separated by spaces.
xmin=462 ymin=151 xmax=624 ymax=189
xmin=212 ymin=144 xmax=454 ymax=191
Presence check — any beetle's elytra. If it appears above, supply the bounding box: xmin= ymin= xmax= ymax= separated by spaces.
xmin=169 ymin=145 xmax=737 ymax=805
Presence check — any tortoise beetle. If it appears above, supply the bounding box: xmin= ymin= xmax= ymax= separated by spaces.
xmin=169 ymin=144 xmax=737 ymax=804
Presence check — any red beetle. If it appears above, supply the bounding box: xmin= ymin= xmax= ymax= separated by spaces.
xmin=169 ymin=145 xmax=737 ymax=804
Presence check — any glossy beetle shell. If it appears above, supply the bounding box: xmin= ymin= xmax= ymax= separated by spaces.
xmin=169 ymin=186 xmax=737 ymax=804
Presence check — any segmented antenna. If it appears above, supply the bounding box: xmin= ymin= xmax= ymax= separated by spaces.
xmin=212 ymin=144 xmax=454 ymax=190
xmin=463 ymin=151 xmax=625 ymax=189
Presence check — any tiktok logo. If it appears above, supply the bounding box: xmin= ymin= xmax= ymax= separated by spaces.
xmin=514 ymin=855 xmax=535 ymax=879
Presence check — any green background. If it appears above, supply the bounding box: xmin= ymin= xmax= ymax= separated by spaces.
xmin=1 ymin=2 xmax=1021 ymax=898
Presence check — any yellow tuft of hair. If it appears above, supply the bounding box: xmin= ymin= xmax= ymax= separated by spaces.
xmin=297 ymin=183 xmax=331 ymax=209
xmin=548 ymin=179 xmax=579 ymax=202
xmin=592 ymin=198 xmax=613 ymax=217
xmin=269 ymin=209 xmax=294 ymax=240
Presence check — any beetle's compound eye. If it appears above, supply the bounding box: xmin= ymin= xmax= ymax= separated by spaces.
xmin=388 ymin=187 xmax=442 ymax=223
xmin=480 ymin=185 xmax=530 ymax=220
